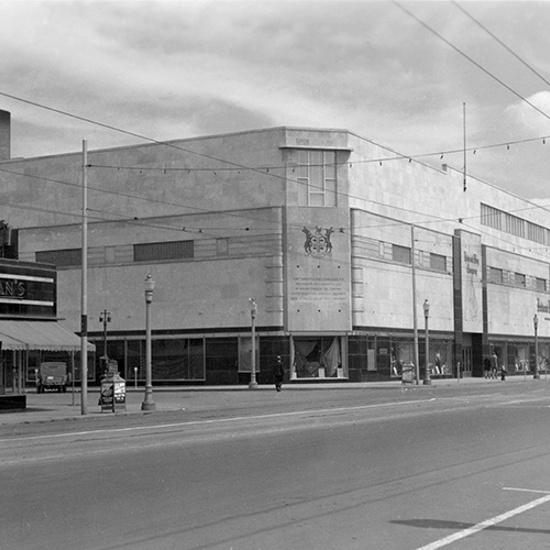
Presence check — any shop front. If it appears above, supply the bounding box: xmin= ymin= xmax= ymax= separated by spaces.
xmin=0 ymin=259 xmax=95 ymax=408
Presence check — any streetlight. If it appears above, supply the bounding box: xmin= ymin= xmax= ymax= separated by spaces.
xmin=99 ymin=309 xmax=111 ymax=371
xmin=249 ymin=298 xmax=258 ymax=389
xmin=141 ymin=274 xmax=156 ymax=410
xmin=423 ymin=299 xmax=431 ymax=385
xmin=534 ymin=313 xmax=540 ymax=380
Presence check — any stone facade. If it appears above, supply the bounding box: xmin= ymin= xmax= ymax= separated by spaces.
xmin=0 ymin=123 xmax=549 ymax=384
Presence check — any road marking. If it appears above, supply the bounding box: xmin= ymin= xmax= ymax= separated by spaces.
xmin=0 ymin=397 xmax=437 ymax=443
xmin=413 ymin=491 xmax=550 ymax=550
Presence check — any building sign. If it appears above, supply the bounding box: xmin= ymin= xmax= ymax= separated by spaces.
xmin=459 ymin=232 xmax=483 ymax=333
xmin=286 ymin=207 xmax=351 ymax=331
xmin=463 ymin=252 xmax=480 ymax=277
xmin=0 ymin=260 xmax=56 ymax=318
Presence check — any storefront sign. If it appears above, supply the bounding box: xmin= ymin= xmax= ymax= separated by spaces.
xmin=0 ymin=261 xmax=56 ymax=318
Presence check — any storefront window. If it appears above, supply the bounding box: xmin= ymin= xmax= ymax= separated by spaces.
xmin=152 ymin=338 xmax=205 ymax=381
xmin=293 ymin=336 xmax=346 ymax=378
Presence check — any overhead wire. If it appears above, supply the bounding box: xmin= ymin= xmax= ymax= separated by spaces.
xmin=451 ymin=0 xmax=550 ymax=90
xmin=2 ymin=19 xmax=550 ymax=256
xmin=393 ymin=1 xmax=550 ymax=126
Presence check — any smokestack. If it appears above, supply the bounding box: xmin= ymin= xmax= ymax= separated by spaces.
xmin=0 ymin=110 xmax=10 ymax=160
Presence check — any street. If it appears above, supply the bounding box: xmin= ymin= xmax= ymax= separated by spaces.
xmin=2 ymin=382 xmax=550 ymax=550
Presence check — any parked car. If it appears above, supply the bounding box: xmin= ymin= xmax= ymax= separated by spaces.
xmin=36 ymin=362 xmax=68 ymax=393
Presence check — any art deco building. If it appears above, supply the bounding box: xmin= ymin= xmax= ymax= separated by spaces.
xmin=0 ymin=109 xmax=548 ymax=385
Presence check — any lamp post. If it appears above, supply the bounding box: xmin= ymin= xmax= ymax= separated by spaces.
xmin=534 ymin=313 xmax=540 ymax=379
xmin=99 ymin=309 xmax=111 ymax=362
xmin=249 ymin=298 xmax=258 ymax=389
xmin=141 ymin=274 xmax=156 ymax=410
xmin=423 ymin=299 xmax=431 ymax=385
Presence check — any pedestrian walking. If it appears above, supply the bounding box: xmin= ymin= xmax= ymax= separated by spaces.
xmin=501 ymin=363 xmax=507 ymax=381
xmin=273 ymin=355 xmax=285 ymax=392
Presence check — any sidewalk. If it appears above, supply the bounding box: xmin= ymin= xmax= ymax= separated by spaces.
xmin=0 ymin=374 xmax=543 ymax=427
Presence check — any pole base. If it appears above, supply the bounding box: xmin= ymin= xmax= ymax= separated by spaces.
xmin=423 ymin=379 xmax=432 ymax=385
xmin=141 ymin=400 xmax=156 ymax=411
xmin=248 ymin=381 xmax=259 ymax=389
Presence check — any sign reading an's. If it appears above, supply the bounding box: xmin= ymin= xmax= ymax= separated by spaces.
xmin=0 ymin=260 xmax=56 ymax=318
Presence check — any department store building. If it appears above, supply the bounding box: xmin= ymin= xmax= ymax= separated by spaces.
xmin=0 ymin=109 xmax=548 ymax=385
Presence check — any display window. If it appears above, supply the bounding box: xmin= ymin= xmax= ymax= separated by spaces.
xmin=292 ymin=336 xmax=347 ymax=379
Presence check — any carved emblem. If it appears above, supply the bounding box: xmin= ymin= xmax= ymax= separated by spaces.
xmin=302 ymin=226 xmax=334 ymax=258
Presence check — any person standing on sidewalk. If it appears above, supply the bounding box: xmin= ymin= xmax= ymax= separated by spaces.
xmin=491 ymin=352 xmax=499 ymax=379
xmin=483 ymin=356 xmax=491 ymax=379
xmin=273 ymin=355 xmax=285 ymax=392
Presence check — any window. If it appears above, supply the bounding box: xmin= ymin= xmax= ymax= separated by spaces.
xmin=514 ymin=272 xmax=526 ymax=287
xmin=489 ymin=267 xmax=503 ymax=284
xmin=481 ymin=203 xmax=550 ymax=246
xmin=505 ymin=213 xmax=525 ymax=238
xmin=36 ymin=248 xmax=81 ymax=267
xmin=528 ymin=223 xmax=548 ymax=245
xmin=297 ymin=149 xmax=337 ymax=207
xmin=392 ymin=244 xmax=411 ymax=264
xmin=536 ymin=277 xmax=547 ymax=292
xmin=430 ymin=253 xmax=447 ymax=272
xmin=481 ymin=204 xmax=502 ymax=230
xmin=134 ymin=240 xmax=194 ymax=262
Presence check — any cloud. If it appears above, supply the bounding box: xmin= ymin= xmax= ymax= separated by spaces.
xmin=506 ymin=91 xmax=550 ymax=135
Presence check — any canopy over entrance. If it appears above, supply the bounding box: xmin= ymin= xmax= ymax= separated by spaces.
xmin=0 ymin=320 xmax=95 ymax=352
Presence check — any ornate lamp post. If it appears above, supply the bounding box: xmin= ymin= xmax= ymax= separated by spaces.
xmin=534 ymin=313 xmax=540 ymax=379
xmin=249 ymin=298 xmax=258 ymax=389
xmin=423 ymin=299 xmax=432 ymax=385
xmin=141 ymin=275 xmax=156 ymax=410
xmin=99 ymin=309 xmax=111 ymax=360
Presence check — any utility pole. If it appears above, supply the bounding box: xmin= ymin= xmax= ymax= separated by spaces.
xmin=80 ymin=139 xmax=88 ymax=415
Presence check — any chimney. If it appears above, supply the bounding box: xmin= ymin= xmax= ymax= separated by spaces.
xmin=0 ymin=110 xmax=10 ymax=161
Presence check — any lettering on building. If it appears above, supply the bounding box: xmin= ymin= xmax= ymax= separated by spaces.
xmin=0 ymin=279 xmax=25 ymax=298
xmin=464 ymin=251 xmax=479 ymax=277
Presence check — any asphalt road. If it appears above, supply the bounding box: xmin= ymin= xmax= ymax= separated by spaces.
xmin=2 ymin=382 xmax=550 ymax=550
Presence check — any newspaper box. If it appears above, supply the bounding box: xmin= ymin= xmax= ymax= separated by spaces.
xmin=401 ymin=363 xmax=415 ymax=385
xmin=99 ymin=371 xmax=126 ymax=412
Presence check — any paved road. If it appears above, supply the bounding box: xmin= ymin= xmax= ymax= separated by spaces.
xmin=2 ymin=378 xmax=550 ymax=550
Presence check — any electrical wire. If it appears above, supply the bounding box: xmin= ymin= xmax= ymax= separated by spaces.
xmin=451 ymin=0 xmax=550 ymax=90
xmin=393 ymin=1 xmax=550 ymax=125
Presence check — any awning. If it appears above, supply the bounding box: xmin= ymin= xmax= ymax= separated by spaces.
xmin=0 ymin=320 xmax=95 ymax=352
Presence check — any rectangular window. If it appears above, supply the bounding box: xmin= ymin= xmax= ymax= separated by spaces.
xmin=152 ymin=338 xmax=205 ymax=380
xmin=505 ymin=213 xmax=525 ymax=238
xmin=514 ymin=272 xmax=526 ymax=287
xmin=36 ymin=248 xmax=82 ymax=267
xmin=392 ymin=244 xmax=411 ymax=264
xmin=527 ymin=222 xmax=548 ymax=245
xmin=134 ymin=240 xmax=194 ymax=262
xmin=430 ymin=253 xmax=447 ymax=272
xmin=297 ymin=149 xmax=337 ymax=207
xmin=489 ymin=267 xmax=503 ymax=284
xmin=536 ymin=277 xmax=547 ymax=292
xmin=481 ymin=204 xmax=502 ymax=230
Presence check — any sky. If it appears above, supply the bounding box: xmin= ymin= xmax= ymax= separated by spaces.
xmin=2 ymin=0 xmax=550 ymax=200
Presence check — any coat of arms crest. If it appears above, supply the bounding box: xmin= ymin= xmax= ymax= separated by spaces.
xmin=302 ymin=226 xmax=334 ymax=258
